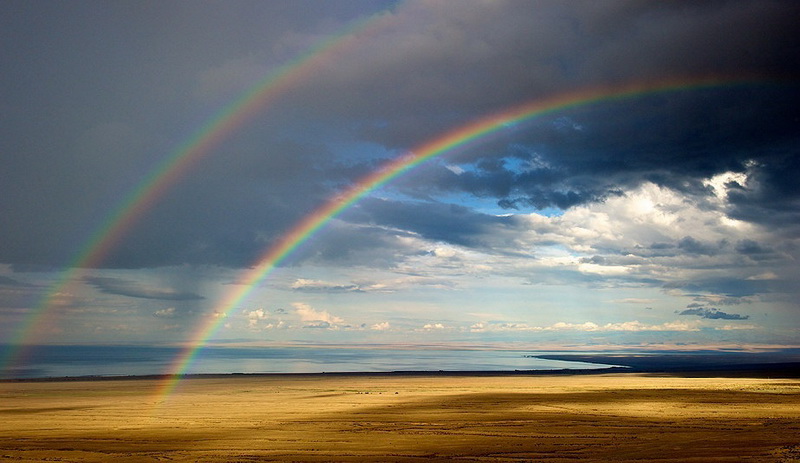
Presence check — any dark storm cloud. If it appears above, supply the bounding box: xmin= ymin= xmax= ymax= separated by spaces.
xmin=298 ymin=0 xmax=800 ymax=146
xmin=290 ymin=0 xmax=800 ymax=224
xmin=385 ymin=84 xmax=798 ymax=218
xmin=677 ymin=307 xmax=749 ymax=321
xmin=84 ymin=276 xmax=204 ymax=301
xmin=726 ymin=154 xmax=800 ymax=227
xmin=343 ymin=197 xmax=514 ymax=249
xmin=0 ymin=1 xmax=389 ymax=270
xmin=0 ymin=0 xmax=798 ymax=271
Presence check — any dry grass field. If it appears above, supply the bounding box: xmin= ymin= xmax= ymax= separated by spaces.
xmin=1 ymin=373 xmax=799 ymax=462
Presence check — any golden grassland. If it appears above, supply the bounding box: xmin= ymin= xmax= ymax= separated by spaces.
xmin=1 ymin=373 xmax=799 ymax=462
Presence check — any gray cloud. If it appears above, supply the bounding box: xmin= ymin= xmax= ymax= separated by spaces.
xmin=288 ymin=219 xmax=425 ymax=269
xmin=677 ymin=236 xmax=725 ymax=257
xmin=291 ymin=279 xmax=363 ymax=293
xmin=668 ymin=278 xmax=772 ymax=299
xmin=84 ymin=276 xmax=204 ymax=301
xmin=0 ymin=276 xmax=35 ymax=287
xmin=677 ymin=307 xmax=749 ymax=321
xmin=302 ymin=322 xmax=332 ymax=329
xmin=153 ymin=307 xmax=178 ymax=319
xmin=342 ymin=197 xmax=515 ymax=250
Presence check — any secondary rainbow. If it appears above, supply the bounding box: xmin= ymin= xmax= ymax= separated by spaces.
xmin=153 ymin=75 xmax=769 ymax=401
xmin=0 ymin=12 xmax=389 ymax=375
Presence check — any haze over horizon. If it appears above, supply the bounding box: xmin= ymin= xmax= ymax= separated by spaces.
xmin=2 ymin=1 xmax=799 ymax=353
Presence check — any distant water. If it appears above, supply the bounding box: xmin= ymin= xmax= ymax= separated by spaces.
xmin=0 ymin=345 xmax=616 ymax=379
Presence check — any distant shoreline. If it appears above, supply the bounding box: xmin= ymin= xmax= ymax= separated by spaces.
xmin=4 ymin=350 xmax=798 ymax=383
xmin=0 ymin=367 xmax=626 ymax=383
xmin=536 ymin=353 xmax=800 ymax=377
xmin=4 ymin=362 xmax=799 ymax=383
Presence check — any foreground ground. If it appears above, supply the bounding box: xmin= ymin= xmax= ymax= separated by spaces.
xmin=1 ymin=373 xmax=799 ymax=462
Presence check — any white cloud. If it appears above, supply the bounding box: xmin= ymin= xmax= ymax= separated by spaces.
xmin=470 ymin=319 xmax=701 ymax=333
xmin=153 ymin=307 xmax=176 ymax=318
xmin=354 ymin=275 xmax=457 ymax=292
xmin=264 ymin=321 xmax=287 ymax=330
xmin=444 ymin=164 xmax=464 ymax=175
xmin=549 ymin=321 xmax=600 ymax=331
xmin=470 ymin=322 xmax=539 ymax=333
xmin=246 ymin=308 xmax=267 ymax=328
xmin=600 ymin=320 xmax=700 ymax=332
xmin=371 ymin=322 xmax=391 ymax=330
xmin=245 ymin=308 xmax=285 ymax=329
xmin=470 ymin=322 xmax=487 ymax=332
xmin=746 ymin=272 xmax=778 ymax=281
xmin=611 ymin=298 xmax=657 ymax=304
xmin=377 ymin=180 xmax=775 ymax=294
xmin=715 ymin=324 xmax=759 ymax=331
xmin=421 ymin=323 xmax=447 ymax=330
xmin=293 ymin=302 xmax=344 ymax=325
xmin=703 ymin=170 xmax=749 ymax=201
xmin=449 ymin=180 xmax=792 ymax=297
xmin=515 ymin=182 xmax=762 ymax=257
xmin=577 ymin=263 xmax=631 ymax=276
xmin=247 ymin=308 xmax=269 ymax=320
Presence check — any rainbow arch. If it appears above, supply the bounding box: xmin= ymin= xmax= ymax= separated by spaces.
xmin=153 ymin=75 xmax=771 ymax=401
xmin=0 ymin=11 xmax=392 ymax=375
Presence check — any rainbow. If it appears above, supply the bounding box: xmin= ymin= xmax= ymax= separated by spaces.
xmin=0 ymin=11 xmax=391 ymax=375
xmin=152 ymin=75 xmax=771 ymax=401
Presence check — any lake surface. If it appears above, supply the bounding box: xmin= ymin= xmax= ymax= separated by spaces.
xmin=0 ymin=344 xmax=616 ymax=379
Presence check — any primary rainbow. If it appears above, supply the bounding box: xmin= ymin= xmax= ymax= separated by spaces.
xmin=153 ymin=75 xmax=768 ymax=401
xmin=0 ymin=12 xmax=390 ymax=375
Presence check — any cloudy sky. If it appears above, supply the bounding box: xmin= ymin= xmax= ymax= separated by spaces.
xmin=1 ymin=0 xmax=799 ymax=350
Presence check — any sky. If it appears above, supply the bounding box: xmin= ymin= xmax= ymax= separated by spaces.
xmin=1 ymin=0 xmax=799 ymax=351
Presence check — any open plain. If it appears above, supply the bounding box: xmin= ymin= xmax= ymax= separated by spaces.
xmin=1 ymin=373 xmax=799 ymax=462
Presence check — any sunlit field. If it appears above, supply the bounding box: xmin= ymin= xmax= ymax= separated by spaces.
xmin=2 ymin=373 xmax=799 ymax=462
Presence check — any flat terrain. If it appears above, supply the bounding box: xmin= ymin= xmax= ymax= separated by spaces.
xmin=1 ymin=373 xmax=799 ymax=462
